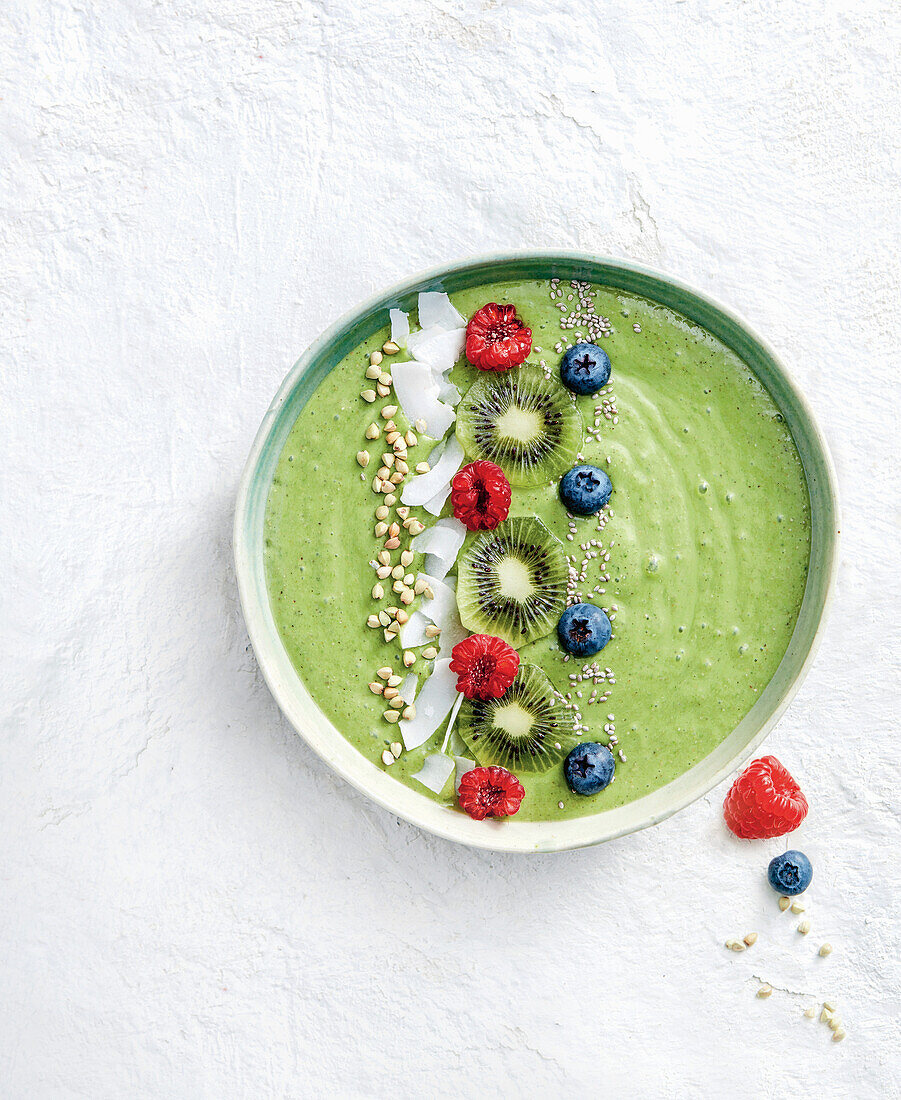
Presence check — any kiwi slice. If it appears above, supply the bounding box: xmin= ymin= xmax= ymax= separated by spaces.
xmin=456 ymin=365 xmax=584 ymax=486
xmin=456 ymin=516 xmax=567 ymax=648
xmin=458 ymin=663 xmax=574 ymax=773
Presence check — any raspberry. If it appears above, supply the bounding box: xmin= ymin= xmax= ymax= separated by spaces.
xmin=449 ymin=634 xmax=520 ymax=701
xmin=451 ymin=460 xmax=511 ymax=531
xmin=465 ymin=302 xmax=532 ymax=371
xmin=457 ymin=765 xmax=525 ymax=820
xmin=723 ymin=756 xmax=809 ymax=839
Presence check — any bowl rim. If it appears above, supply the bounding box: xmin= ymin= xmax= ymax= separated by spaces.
xmin=234 ymin=251 xmax=839 ymax=853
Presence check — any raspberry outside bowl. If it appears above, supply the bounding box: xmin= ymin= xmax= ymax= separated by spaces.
xmin=234 ymin=252 xmax=839 ymax=854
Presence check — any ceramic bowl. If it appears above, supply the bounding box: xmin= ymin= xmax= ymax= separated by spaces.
xmin=234 ymin=254 xmax=839 ymax=853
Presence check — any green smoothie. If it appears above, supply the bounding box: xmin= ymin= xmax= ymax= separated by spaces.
xmin=264 ymin=280 xmax=810 ymax=822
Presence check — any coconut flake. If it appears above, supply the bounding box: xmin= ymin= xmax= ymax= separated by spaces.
xmin=439 ymin=693 xmax=464 ymax=753
xmin=418 ymin=573 xmax=468 ymax=653
xmin=405 ymin=323 xmax=443 ymax=356
xmin=454 ymin=756 xmax=477 ymax=791
xmin=447 ymin=729 xmax=468 ymax=758
xmin=430 ymin=431 xmax=462 ymax=468
xmin=399 ymin=673 xmax=418 ymax=705
xmin=412 ymin=752 xmax=456 ymax=795
xmin=399 ymin=611 xmax=431 ymax=649
xmin=423 ymin=486 xmax=450 ymax=516
xmin=391 ymin=362 xmax=455 ymax=442
xmin=425 ymin=436 xmax=446 ymax=464
xmin=400 ymin=659 xmax=458 ymax=750
xmin=401 ymin=433 xmax=464 ymax=511
xmin=418 ymin=291 xmax=465 ymax=331
xmin=411 ymin=517 xmax=467 ymax=580
xmin=399 ymin=573 xmax=467 ymax=651
xmin=435 ymin=372 xmax=462 ymax=406
xmin=407 ymin=326 xmax=465 ymax=371
xmin=389 ymin=308 xmax=409 ymax=346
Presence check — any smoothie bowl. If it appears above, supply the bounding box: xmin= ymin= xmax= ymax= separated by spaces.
xmin=234 ymin=254 xmax=838 ymax=852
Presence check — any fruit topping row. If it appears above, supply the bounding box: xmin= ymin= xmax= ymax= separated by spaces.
xmin=364 ymin=292 xmax=627 ymax=819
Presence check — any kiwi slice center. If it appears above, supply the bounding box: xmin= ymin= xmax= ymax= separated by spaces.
xmin=492 ymin=700 xmax=535 ymax=741
xmin=457 ymin=663 xmax=577 ymax=773
xmin=495 ymin=406 xmax=542 ymax=442
xmin=496 ymin=556 xmax=534 ymax=601
xmin=456 ymin=516 xmax=568 ymax=648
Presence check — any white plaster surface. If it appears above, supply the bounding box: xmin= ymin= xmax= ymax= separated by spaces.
xmin=2 ymin=1 xmax=899 ymax=1096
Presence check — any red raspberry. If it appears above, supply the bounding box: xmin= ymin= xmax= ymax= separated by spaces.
xmin=723 ymin=756 xmax=809 ymax=839
xmin=449 ymin=634 xmax=520 ymax=701
xmin=465 ymin=302 xmax=532 ymax=371
xmin=457 ymin=766 xmax=525 ymax=820
xmin=451 ymin=460 xmax=511 ymax=531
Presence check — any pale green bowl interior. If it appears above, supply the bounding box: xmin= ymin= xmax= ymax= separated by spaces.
xmin=234 ymin=254 xmax=838 ymax=853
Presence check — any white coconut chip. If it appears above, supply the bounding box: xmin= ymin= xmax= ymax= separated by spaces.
xmin=404 ymin=323 xmax=443 ymax=358
xmin=399 ymin=673 xmax=418 ymax=705
xmin=391 ymin=362 xmax=455 ymax=442
xmin=423 ymin=486 xmax=450 ymax=516
xmin=411 ymin=517 xmax=467 ymax=580
xmin=398 ymin=611 xmax=431 ymax=649
xmin=435 ymin=372 xmax=462 ymax=406
xmin=389 ymin=308 xmax=409 ymax=346
xmin=431 ymin=431 xmax=460 ymax=466
xmin=439 ymin=693 xmax=465 ymax=753
xmin=398 ymin=573 xmax=467 ymax=650
xmin=454 ymin=756 xmax=477 ymax=791
xmin=401 ymin=433 xmax=464 ymax=512
xmin=417 ymin=573 xmax=468 ymax=653
xmin=400 ymin=658 xmax=458 ymax=750
xmin=418 ymin=291 xmax=465 ymax=331
xmin=425 ymin=436 xmax=446 ymax=464
xmin=412 ymin=752 xmax=456 ymax=795
xmin=407 ymin=326 xmax=465 ymax=371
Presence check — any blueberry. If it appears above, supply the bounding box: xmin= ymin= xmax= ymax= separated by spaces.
xmin=560 ymin=342 xmax=612 ymax=395
xmin=767 ymin=850 xmax=813 ymax=896
xmin=558 ymin=602 xmax=612 ymax=656
xmin=559 ymin=464 xmax=613 ymax=516
xmin=564 ymin=742 xmax=615 ymax=795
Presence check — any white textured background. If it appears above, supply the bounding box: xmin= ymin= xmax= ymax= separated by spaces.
xmin=2 ymin=1 xmax=899 ymax=1096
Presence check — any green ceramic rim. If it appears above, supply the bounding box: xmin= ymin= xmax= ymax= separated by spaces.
xmin=234 ymin=253 xmax=839 ymax=853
